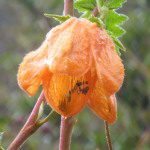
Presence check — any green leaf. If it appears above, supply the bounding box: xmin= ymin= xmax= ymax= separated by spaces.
xmin=107 ymin=30 xmax=126 ymax=54
xmin=105 ymin=10 xmax=128 ymax=26
xmin=89 ymin=16 xmax=105 ymax=27
xmin=107 ymin=25 xmax=126 ymax=37
xmin=105 ymin=10 xmax=128 ymax=38
xmin=113 ymin=36 xmax=126 ymax=51
xmin=81 ymin=11 xmax=92 ymax=18
xmin=74 ymin=0 xmax=96 ymax=12
xmin=105 ymin=0 xmax=127 ymax=9
xmin=44 ymin=14 xmax=71 ymax=22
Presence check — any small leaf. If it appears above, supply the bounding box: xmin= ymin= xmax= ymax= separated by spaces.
xmin=107 ymin=25 xmax=126 ymax=37
xmin=44 ymin=14 xmax=70 ymax=22
xmin=81 ymin=11 xmax=92 ymax=18
xmin=74 ymin=0 xmax=96 ymax=12
xmin=113 ymin=37 xmax=126 ymax=51
xmin=105 ymin=0 xmax=127 ymax=9
xmin=105 ymin=10 xmax=128 ymax=38
xmin=107 ymin=30 xmax=126 ymax=54
xmin=89 ymin=16 xmax=105 ymax=27
xmin=105 ymin=10 xmax=128 ymax=26
xmin=37 ymin=102 xmax=44 ymax=120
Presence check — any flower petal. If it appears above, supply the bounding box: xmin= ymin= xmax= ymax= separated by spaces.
xmin=88 ymin=80 xmax=117 ymax=124
xmin=42 ymin=72 xmax=96 ymax=117
xmin=17 ymin=41 xmax=48 ymax=96
xmin=91 ymin=28 xmax=124 ymax=96
xmin=46 ymin=18 xmax=92 ymax=76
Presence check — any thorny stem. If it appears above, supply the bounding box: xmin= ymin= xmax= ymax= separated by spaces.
xmin=7 ymin=92 xmax=53 ymax=150
xmin=59 ymin=0 xmax=75 ymax=150
xmin=104 ymin=121 xmax=113 ymax=150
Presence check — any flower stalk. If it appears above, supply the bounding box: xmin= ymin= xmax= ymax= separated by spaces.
xmin=7 ymin=92 xmax=53 ymax=150
xmin=104 ymin=121 xmax=113 ymax=150
xmin=59 ymin=117 xmax=76 ymax=150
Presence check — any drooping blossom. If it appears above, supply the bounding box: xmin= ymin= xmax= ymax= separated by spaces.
xmin=17 ymin=17 xmax=124 ymax=124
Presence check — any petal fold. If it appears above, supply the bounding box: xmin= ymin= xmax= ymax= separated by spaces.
xmin=91 ymin=28 xmax=124 ymax=96
xmin=46 ymin=18 xmax=92 ymax=76
xmin=43 ymin=72 xmax=95 ymax=117
xmin=88 ymin=80 xmax=117 ymax=124
xmin=17 ymin=41 xmax=48 ymax=96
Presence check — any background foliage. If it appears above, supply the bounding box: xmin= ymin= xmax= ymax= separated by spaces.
xmin=0 ymin=0 xmax=150 ymax=149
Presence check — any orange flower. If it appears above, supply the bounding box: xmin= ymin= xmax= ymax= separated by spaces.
xmin=17 ymin=17 xmax=124 ymax=124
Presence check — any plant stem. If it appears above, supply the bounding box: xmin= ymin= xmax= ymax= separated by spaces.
xmin=63 ymin=0 xmax=74 ymax=16
xmin=59 ymin=1 xmax=75 ymax=150
xmin=59 ymin=117 xmax=76 ymax=150
xmin=92 ymin=7 xmax=99 ymax=16
xmin=104 ymin=121 xmax=113 ymax=150
xmin=7 ymin=91 xmax=47 ymax=150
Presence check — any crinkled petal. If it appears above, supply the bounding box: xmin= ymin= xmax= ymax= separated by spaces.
xmin=17 ymin=41 xmax=48 ymax=96
xmin=88 ymin=80 xmax=117 ymax=124
xmin=46 ymin=18 xmax=92 ymax=76
xmin=42 ymin=71 xmax=96 ymax=117
xmin=91 ymin=28 xmax=124 ymax=96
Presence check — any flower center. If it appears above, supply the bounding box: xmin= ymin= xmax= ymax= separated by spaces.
xmin=58 ymin=80 xmax=89 ymax=111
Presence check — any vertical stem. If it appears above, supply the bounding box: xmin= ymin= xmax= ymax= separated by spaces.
xmin=63 ymin=0 xmax=74 ymax=16
xmin=59 ymin=1 xmax=75 ymax=150
xmin=59 ymin=117 xmax=75 ymax=150
xmin=92 ymin=7 xmax=98 ymax=16
xmin=104 ymin=121 xmax=113 ymax=150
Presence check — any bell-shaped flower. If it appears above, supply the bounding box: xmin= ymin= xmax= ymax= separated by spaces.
xmin=17 ymin=17 xmax=124 ymax=124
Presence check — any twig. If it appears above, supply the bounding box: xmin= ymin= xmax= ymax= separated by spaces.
xmin=7 ymin=91 xmax=53 ymax=150
xmin=104 ymin=121 xmax=113 ymax=150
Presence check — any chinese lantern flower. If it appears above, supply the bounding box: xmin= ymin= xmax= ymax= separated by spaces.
xmin=17 ymin=17 xmax=124 ymax=124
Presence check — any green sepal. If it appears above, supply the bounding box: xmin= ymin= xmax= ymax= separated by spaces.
xmin=44 ymin=14 xmax=71 ymax=22
xmin=74 ymin=0 xmax=96 ymax=12
xmin=81 ymin=11 xmax=92 ymax=18
xmin=88 ymin=16 xmax=105 ymax=27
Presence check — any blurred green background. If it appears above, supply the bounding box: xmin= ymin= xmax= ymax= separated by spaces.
xmin=0 ymin=0 xmax=150 ymax=150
